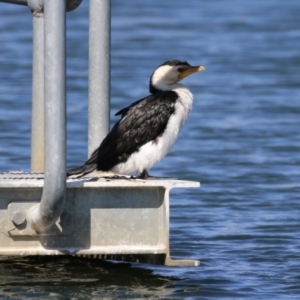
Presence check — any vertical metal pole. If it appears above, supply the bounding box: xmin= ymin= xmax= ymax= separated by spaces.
xmin=31 ymin=10 xmax=44 ymax=172
xmin=29 ymin=0 xmax=66 ymax=232
xmin=88 ymin=0 xmax=111 ymax=156
xmin=0 ymin=0 xmax=27 ymax=5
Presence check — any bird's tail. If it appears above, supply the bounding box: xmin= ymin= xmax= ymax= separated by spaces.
xmin=67 ymin=147 xmax=100 ymax=177
xmin=67 ymin=163 xmax=97 ymax=177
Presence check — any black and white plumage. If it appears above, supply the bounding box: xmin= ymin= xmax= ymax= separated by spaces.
xmin=67 ymin=60 xmax=205 ymax=179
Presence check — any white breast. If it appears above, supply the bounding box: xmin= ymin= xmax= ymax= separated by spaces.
xmin=111 ymin=86 xmax=193 ymax=175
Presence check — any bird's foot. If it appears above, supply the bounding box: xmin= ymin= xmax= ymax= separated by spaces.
xmin=138 ymin=170 xmax=151 ymax=179
xmin=136 ymin=170 xmax=177 ymax=180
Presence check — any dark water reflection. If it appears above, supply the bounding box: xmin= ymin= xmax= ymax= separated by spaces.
xmin=0 ymin=257 xmax=176 ymax=299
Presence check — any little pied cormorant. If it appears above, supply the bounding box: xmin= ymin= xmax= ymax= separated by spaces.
xmin=67 ymin=60 xmax=205 ymax=179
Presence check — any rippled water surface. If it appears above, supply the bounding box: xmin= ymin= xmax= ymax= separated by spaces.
xmin=1 ymin=0 xmax=300 ymax=299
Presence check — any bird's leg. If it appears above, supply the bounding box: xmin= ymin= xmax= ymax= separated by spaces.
xmin=139 ymin=170 xmax=150 ymax=179
xmin=137 ymin=170 xmax=176 ymax=180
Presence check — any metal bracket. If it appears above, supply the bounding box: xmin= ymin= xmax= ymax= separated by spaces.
xmin=165 ymin=255 xmax=200 ymax=267
xmin=7 ymin=202 xmax=73 ymax=237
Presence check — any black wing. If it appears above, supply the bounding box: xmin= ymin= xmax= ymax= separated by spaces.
xmin=68 ymin=91 xmax=178 ymax=175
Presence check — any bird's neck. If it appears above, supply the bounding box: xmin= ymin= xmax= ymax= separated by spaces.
xmin=173 ymin=85 xmax=194 ymax=112
xmin=150 ymin=81 xmax=194 ymax=115
xmin=149 ymin=82 xmax=185 ymax=94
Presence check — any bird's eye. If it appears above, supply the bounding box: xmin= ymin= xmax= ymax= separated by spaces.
xmin=178 ymin=68 xmax=183 ymax=72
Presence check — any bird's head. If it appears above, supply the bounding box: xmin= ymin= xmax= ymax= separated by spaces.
xmin=149 ymin=60 xmax=205 ymax=93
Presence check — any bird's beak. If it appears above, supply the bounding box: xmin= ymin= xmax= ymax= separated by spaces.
xmin=178 ymin=65 xmax=205 ymax=79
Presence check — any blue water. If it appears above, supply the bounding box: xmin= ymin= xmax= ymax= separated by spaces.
xmin=1 ymin=0 xmax=300 ymax=299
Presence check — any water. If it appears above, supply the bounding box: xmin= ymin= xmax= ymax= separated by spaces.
xmin=1 ymin=0 xmax=300 ymax=299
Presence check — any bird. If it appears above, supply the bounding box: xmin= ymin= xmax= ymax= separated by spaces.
xmin=67 ymin=60 xmax=205 ymax=179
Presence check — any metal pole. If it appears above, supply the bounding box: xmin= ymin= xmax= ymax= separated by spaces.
xmin=31 ymin=9 xmax=44 ymax=172
xmin=88 ymin=0 xmax=111 ymax=156
xmin=0 ymin=0 xmax=27 ymax=5
xmin=29 ymin=0 xmax=66 ymax=232
xmin=29 ymin=0 xmax=82 ymax=171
